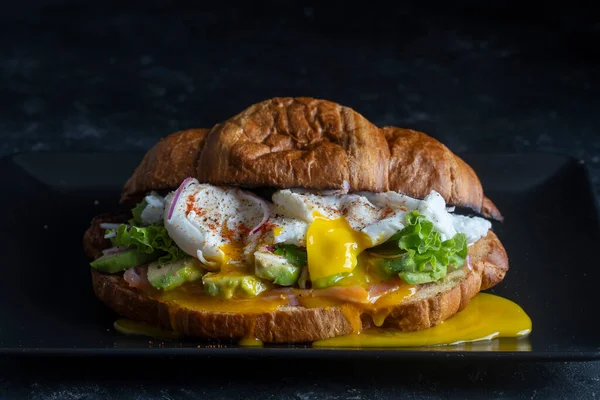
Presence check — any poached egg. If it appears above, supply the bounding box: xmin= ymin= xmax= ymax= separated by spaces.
xmin=163 ymin=180 xmax=267 ymax=267
xmin=155 ymin=179 xmax=491 ymax=282
xmin=270 ymin=189 xmax=490 ymax=282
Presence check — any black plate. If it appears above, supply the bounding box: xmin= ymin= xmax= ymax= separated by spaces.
xmin=0 ymin=152 xmax=599 ymax=360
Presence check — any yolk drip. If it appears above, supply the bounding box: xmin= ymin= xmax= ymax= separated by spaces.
xmin=219 ymin=243 xmax=245 ymax=266
xmin=238 ymin=337 xmax=264 ymax=347
xmin=332 ymin=259 xmax=376 ymax=286
xmin=115 ymin=282 xmax=531 ymax=349
xmin=306 ymin=215 xmax=372 ymax=282
xmin=296 ymin=282 xmax=416 ymax=327
xmin=313 ymin=293 xmax=532 ymax=348
xmin=373 ymin=286 xmax=418 ymax=309
xmin=158 ymin=282 xmax=283 ymax=313
xmin=113 ymin=319 xmax=182 ymax=341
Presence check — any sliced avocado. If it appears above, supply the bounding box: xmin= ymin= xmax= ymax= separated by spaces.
xmin=202 ymin=272 xmax=268 ymax=299
xmin=367 ymin=253 xmax=448 ymax=285
xmin=312 ymin=273 xmax=348 ymax=289
xmin=147 ymin=258 xmax=204 ymax=290
xmin=399 ymin=266 xmax=447 ymax=285
xmin=273 ymin=244 xmax=307 ymax=267
xmin=90 ymin=249 xmax=157 ymax=273
xmin=254 ymin=251 xmax=301 ymax=286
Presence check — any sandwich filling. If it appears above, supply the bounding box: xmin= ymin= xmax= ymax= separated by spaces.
xmin=91 ymin=178 xmax=491 ymax=305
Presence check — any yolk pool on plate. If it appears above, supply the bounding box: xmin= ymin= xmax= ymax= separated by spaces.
xmin=313 ymin=293 xmax=532 ymax=348
xmin=113 ymin=319 xmax=182 ymax=341
xmin=237 ymin=337 xmax=264 ymax=347
xmin=113 ymin=292 xmax=531 ymax=348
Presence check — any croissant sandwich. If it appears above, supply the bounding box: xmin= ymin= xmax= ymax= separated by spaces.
xmin=83 ymin=97 xmax=508 ymax=343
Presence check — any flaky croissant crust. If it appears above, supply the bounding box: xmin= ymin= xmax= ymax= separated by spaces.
xmin=122 ymin=97 xmax=501 ymax=220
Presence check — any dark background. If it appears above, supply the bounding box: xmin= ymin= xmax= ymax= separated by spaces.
xmin=1 ymin=1 xmax=599 ymax=398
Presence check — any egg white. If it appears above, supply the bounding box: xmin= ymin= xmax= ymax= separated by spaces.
xmin=147 ymin=181 xmax=492 ymax=268
xmin=140 ymin=192 xmax=165 ymax=225
xmin=163 ymin=179 xmax=266 ymax=265
xmin=272 ymin=189 xmax=491 ymax=246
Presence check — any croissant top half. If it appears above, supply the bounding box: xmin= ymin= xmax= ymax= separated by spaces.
xmin=121 ymin=97 xmax=502 ymax=221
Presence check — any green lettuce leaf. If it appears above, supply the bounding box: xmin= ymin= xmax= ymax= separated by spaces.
xmin=273 ymin=244 xmax=308 ymax=268
xmin=130 ymin=199 xmax=147 ymax=225
xmin=369 ymin=211 xmax=468 ymax=285
xmin=108 ymin=224 xmax=187 ymax=264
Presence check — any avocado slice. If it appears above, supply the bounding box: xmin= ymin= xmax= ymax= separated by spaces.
xmin=368 ymin=253 xmax=448 ymax=285
xmin=90 ymin=249 xmax=157 ymax=273
xmin=147 ymin=258 xmax=204 ymax=290
xmin=202 ymin=272 xmax=268 ymax=299
xmin=254 ymin=251 xmax=301 ymax=286
xmin=312 ymin=273 xmax=348 ymax=289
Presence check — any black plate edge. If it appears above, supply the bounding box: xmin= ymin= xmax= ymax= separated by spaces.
xmin=3 ymin=348 xmax=599 ymax=362
xmin=2 ymin=150 xmax=599 ymax=361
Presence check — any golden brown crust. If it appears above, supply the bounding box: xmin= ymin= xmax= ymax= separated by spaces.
xmin=196 ymin=97 xmax=390 ymax=192
xmin=383 ymin=127 xmax=503 ymax=220
xmin=121 ymin=128 xmax=210 ymax=203
xmin=469 ymin=230 xmax=509 ymax=291
xmin=118 ymin=99 xmax=502 ymax=218
xmin=482 ymin=197 xmax=503 ymax=222
xmin=86 ymin=211 xmax=508 ymax=342
xmin=374 ymin=270 xmax=482 ymax=331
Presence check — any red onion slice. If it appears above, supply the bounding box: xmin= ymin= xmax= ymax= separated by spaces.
xmin=123 ymin=265 xmax=151 ymax=289
xmin=123 ymin=267 xmax=141 ymax=287
xmin=167 ymin=177 xmax=195 ymax=221
xmin=239 ymin=191 xmax=271 ymax=235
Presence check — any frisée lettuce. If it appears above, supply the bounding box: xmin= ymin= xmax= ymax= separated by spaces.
xmin=368 ymin=211 xmax=468 ymax=284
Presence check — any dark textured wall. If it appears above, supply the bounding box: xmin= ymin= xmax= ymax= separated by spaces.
xmin=2 ymin=2 xmax=599 ymax=201
xmin=1 ymin=2 xmax=599 ymax=399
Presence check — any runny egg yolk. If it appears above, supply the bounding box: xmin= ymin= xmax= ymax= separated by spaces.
xmin=210 ymin=224 xmax=247 ymax=268
xmin=313 ymin=293 xmax=532 ymax=348
xmin=306 ymin=213 xmax=373 ymax=283
xmin=219 ymin=243 xmax=244 ymax=266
